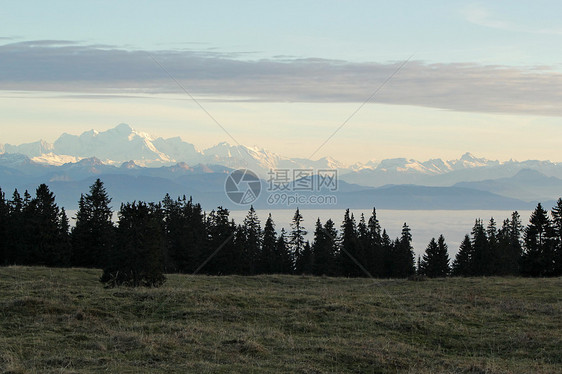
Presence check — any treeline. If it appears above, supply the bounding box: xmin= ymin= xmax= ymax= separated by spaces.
xmin=1 ymin=179 xmax=561 ymax=286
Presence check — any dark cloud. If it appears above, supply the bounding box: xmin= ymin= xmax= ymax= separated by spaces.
xmin=1 ymin=40 xmax=562 ymax=116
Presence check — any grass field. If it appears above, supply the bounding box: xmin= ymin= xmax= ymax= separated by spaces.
xmin=0 ymin=267 xmax=560 ymax=373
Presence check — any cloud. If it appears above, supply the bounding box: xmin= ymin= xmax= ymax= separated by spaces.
xmin=464 ymin=5 xmax=511 ymax=30
xmin=464 ymin=4 xmax=562 ymax=36
xmin=1 ymin=40 xmax=562 ymax=116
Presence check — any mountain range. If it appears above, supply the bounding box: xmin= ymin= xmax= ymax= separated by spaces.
xmin=0 ymin=123 xmax=342 ymax=172
xmin=1 ymin=123 xmax=561 ymax=210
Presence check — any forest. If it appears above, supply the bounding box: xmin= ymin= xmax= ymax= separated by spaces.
xmin=1 ymin=179 xmax=561 ymax=286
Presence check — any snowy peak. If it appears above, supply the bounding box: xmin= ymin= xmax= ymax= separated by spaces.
xmin=0 ymin=152 xmax=34 ymax=167
xmin=31 ymin=153 xmax=82 ymax=166
xmin=120 ymin=160 xmax=140 ymax=169
xmin=203 ymin=142 xmax=250 ymax=159
xmin=288 ymin=156 xmax=345 ymax=170
xmin=460 ymin=152 xmax=477 ymax=161
xmin=152 ymin=136 xmax=200 ymax=165
xmin=200 ymin=142 xmax=347 ymax=176
xmin=351 ymin=153 xmax=499 ymax=176
xmin=168 ymin=162 xmax=192 ymax=172
xmin=421 ymin=159 xmax=453 ymax=174
xmin=74 ymin=157 xmax=104 ymax=166
xmin=452 ymin=152 xmax=496 ymax=169
xmin=1 ymin=139 xmax=53 ymax=157
xmin=3 ymin=123 xmax=562 ymax=189
xmin=52 ymin=124 xmax=173 ymax=166
xmin=376 ymin=158 xmax=436 ymax=174
xmin=202 ymin=142 xmax=273 ymax=171
xmin=113 ymin=123 xmax=134 ymax=134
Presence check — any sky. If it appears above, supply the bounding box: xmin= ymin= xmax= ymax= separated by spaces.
xmin=1 ymin=0 xmax=562 ymax=164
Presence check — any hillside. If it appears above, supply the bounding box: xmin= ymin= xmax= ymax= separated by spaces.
xmin=454 ymin=169 xmax=562 ymax=201
xmin=1 ymin=267 xmax=560 ymax=373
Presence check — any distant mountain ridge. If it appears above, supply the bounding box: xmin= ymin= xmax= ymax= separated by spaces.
xmin=454 ymin=169 xmax=562 ymax=202
xmin=341 ymin=154 xmax=562 ymax=188
xmin=0 ymin=123 xmax=341 ymax=173
xmin=0 ymin=152 xmax=541 ymax=211
xmin=3 ymin=123 xmax=562 ymax=183
xmin=1 ymin=123 xmax=562 ymax=208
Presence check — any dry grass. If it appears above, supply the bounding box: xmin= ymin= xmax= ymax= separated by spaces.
xmin=0 ymin=267 xmax=560 ymax=373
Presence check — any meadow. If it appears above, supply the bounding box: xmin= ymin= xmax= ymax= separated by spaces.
xmin=0 ymin=267 xmax=560 ymax=373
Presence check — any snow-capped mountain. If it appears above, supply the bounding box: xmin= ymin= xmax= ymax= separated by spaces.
xmin=1 ymin=140 xmax=54 ymax=158
xmin=347 ymin=153 xmax=497 ymax=175
xmin=0 ymin=151 xmax=543 ymax=211
xmin=52 ymin=123 xmax=173 ymax=166
xmin=2 ymin=123 xmax=562 ymax=189
xmin=152 ymin=136 xmax=201 ymax=165
xmin=31 ymin=153 xmax=82 ymax=166
xmin=200 ymin=142 xmax=345 ymax=175
xmin=0 ymin=123 xmax=348 ymax=176
xmin=2 ymin=124 xmax=562 ymax=210
xmin=341 ymin=153 xmax=562 ymax=187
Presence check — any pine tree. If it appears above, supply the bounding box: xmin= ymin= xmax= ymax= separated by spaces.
xmin=367 ymin=208 xmax=382 ymax=243
xmin=71 ymin=179 xmax=114 ymax=268
xmin=419 ymin=235 xmax=450 ymax=277
xmin=101 ymin=201 xmax=166 ymax=287
xmin=381 ymin=229 xmax=393 ymax=277
xmin=0 ymin=188 xmax=7 ymax=265
xmin=232 ymin=224 xmax=248 ymax=275
xmin=259 ymin=213 xmax=277 ymax=274
xmin=297 ymin=241 xmax=313 ymax=274
xmin=310 ymin=218 xmax=323 ymax=275
xmin=420 ymin=238 xmax=438 ymax=276
xmin=487 ymin=218 xmax=499 ymax=274
xmin=471 ymin=219 xmax=491 ymax=276
xmin=510 ymin=211 xmax=524 ymax=252
xmin=487 ymin=218 xmax=497 ymax=241
xmin=242 ymin=206 xmax=261 ymax=275
xmin=23 ymin=190 xmax=34 ymax=262
xmin=180 ymin=196 xmax=206 ymax=273
xmin=27 ymin=184 xmax=66 ymax=266
xmin=6 ymin=189 xmax=25 ymax=264
xmin=367 ymin=208 xmax=384 ymax=277
xmin=357 ymin=214 xmax=371 ymax=275
xmin=392 ymin=223 xmax=415 ymax=278
xmin=452 ymin=234 xmax=473 ymax=276
xmin=496 ymin=213 xmax=522 ymax=275
xmin=275 ymin=228 xmax=293 ymax=274
xmin=204 ymin=207 xmax=236 ymax=275
xmin=162 ymin=194 xmax=183 ymax=272
xmin=521 ymin=203 xmax=556 ymax=276
xmin=290 ymin=208 xmax=306 ymax=273
xmin=23 ymin=190 xmax=31 ymax=206
xmin=551 ymin=198 xmax=562 ymax=275
xmin=311 ymin=218 xmax=338 ymax=276
xmin=338 ymin=209 xmax=363 ymax=277
xmin=390 ymin=237 xmax=402 ymax=277
xmin=56 ymin=208 xmax=72 ymax=267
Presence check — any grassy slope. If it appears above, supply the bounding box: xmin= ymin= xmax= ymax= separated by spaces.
xmin=0 ymin=267 xmax=560 ymax=373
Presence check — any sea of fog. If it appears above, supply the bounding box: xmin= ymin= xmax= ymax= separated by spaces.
xmin=230 ymin=209 xmax=533 ymax=258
